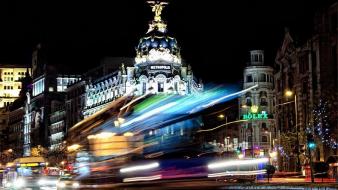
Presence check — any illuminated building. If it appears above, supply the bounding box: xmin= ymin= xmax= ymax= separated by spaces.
xmin=65 ymin=80 xmax=86 ymax=131
xmin=82 ymin=1 xmax=203 ymax=118
xmin=239 ymin=50 xmax=276 ymax=158
xmin=23 ymin=44 xmax=81 ymax=156
xmin=0 ymin=65 xmax=31 ymax=108
xmin=7 ymin=107 xmax=25 ymax=156
xmin=275 ymin=2 xmax=337 ymax=169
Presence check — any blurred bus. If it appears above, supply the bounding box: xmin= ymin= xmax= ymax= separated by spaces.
xmin=2 ymin=156 xmax=58 ymax=189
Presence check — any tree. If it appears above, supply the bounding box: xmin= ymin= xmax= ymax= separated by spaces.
xmin=313 ymin=99 xmax=337 ymax=149
xmin=31 ymin=145 xmax=47 ymax=157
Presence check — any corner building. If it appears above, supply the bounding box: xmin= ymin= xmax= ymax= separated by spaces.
xmin=83 ymin=1 xmax=203 ymax=118
xmin=239 ymin=50 xmax=276 ymax=158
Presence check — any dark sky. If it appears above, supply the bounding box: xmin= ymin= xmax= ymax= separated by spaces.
xmin=0 ymin=0 xmax=330 ymax=83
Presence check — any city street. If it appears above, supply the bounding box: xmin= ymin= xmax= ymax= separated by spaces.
xmin=0 ymin=0 xmax=337 ymax=189
xmin=61 ymin=179 xmax=338 ymax=190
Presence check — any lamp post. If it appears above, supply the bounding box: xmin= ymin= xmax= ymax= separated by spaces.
xmin=285 ymin=90 xmax=300 ymax=172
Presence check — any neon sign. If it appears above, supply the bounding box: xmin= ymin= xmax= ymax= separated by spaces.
xmin=150 ymin=65 xmax=171 ymax=70
xmin=242 ymin=111 xmax=268 ymax=120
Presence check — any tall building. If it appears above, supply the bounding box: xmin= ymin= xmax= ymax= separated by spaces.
xmin=23 ymin=44 xmax=81 ymax=156
xmin=0 ymin=65 xmax=31 ymax=108
xmin=7 ymin=107 xmax=25 ymax=156
xmin=275 ymin=2 xmax=337 ymax=170
xmin=82 ymin=1 xmax=202 ymax=118
xmin=239 ymin=50 xmax=276 ymax=158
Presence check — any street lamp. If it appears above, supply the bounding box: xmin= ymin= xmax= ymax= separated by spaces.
xmin=285 ymin=90 xmax=300 ymax=172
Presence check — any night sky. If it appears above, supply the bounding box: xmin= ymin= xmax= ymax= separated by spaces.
xmin=0 ymin=0 xmax=331 ymax=83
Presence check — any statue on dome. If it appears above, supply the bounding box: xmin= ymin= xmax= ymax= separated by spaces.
xmin=121 ymin=63 xmax=126 ymax=75
xmin=148 ymin=1 xmax=168 ymax=22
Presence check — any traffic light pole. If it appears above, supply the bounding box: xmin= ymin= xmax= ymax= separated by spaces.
xmin=295 ymin=94 xmax=301 ymax=172
xmin=308 ymin=146 xmax=314 ymax=183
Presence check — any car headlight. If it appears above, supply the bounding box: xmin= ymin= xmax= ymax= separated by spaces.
xmin=72 ymin=182 xmax=80 ymax=188
xmin=14 ymin=178 xmax=25 ymax=188
xmin=57 ymin=181 xmax=66 ymax=188
xmin=38 ymin=178 xmax=47 ymax=185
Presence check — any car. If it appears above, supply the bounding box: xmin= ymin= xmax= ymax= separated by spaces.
xmin=57 ymin=174 xmax=80 ymax=190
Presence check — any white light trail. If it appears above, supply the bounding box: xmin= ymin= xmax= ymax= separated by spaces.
xmin=202 ymin=84 xmax=258 ymax=109
xmin=208 ymin=158 xmax=269 ymax=170
xmin=120 ymin=92 xmax=150 ymax=111
xmin=208 ymin=169 xmax=267 ymax=178
xmin=123 ymin=175 xmax=162 ymax=182
xmin=120 ymin=102 xmax=177 ymax=127
xmin=120 ymin=162 xmax=159 ymax=173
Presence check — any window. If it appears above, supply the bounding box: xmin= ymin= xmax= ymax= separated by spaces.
xmin=246 ymin=98 xmax=252 ymax=106
xmin=259 ymin=73 xmax=266 ymax=82
xmin=262 ymin=136 xmax=268 ymax=142
xmin=259 ymin=54 xmax=263 ymax=62
xmin=261 ymin=123 xmax=267 ymax=131
xmin=158 ymin=82 xmax=164 ymax=92
xmin=246 ymin=75 xmax=253 ymax=82
xmin=260 ymin=98 xmax=267 ymax=106
xmin=248 ymin=136 xmax=252 ymax=142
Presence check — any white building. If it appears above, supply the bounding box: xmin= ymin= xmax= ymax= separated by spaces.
xmin=239 ymin=50 xmax=276 ymax=157
xmin=83 ymin=1 xmax=203 ymax=118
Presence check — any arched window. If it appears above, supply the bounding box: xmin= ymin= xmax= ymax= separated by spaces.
xmin=259 ymin=91 xmax=268 ymax=106
xmin=260 ymin=98 xmax=267 ymax=106
xmin=262 ymin=136 xmax=268 ymax=142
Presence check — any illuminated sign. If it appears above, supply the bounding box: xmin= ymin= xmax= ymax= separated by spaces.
xmin=149 ymin=65 xmax=171 ymax=70
xmin=242 ymin=111 xmax=268 ymax=120
xmin=18 ymin=163 xmax=40 ymax=167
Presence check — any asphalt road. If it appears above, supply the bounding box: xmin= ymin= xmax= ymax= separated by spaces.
xmin=73 ymin=178 xmax=338 ymax=190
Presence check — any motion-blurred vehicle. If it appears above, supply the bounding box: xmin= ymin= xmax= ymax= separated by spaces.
xmin=2 ymin=156 xmax=58 ymax=189
xmin=119 ymin=150 xmax=222 ymax=183
xmin=57 ymin=173 xmax=80 ymax=190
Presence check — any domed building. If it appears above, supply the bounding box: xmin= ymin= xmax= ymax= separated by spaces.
xmin=130 ymin=1 xmax=202 ymax=96
xmin=83 ymin=1 xmax=203 ymax=118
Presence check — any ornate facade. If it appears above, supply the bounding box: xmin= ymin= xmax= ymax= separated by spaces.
xmin=83 ymin=1 xmax=203 ymax=118
xmin=239 ymin=50 xmax=276 ymax=158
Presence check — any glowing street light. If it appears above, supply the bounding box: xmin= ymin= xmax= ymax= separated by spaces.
xmin=285 ymin=90 xmax=293 ymax=97
xmin=218 ymin=114 xmax=225 ymax=119
xmin=285 ymin=89 xmax=300 ymax=172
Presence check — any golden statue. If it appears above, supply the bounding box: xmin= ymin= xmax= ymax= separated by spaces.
xmin=148 ymin=1 xmax=168 ymax=22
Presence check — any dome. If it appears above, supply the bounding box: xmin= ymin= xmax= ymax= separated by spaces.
xmin=135 ymin=1 xmax=181 ymax=66
xmin=136 ymin=33 xmax=179 ymax=55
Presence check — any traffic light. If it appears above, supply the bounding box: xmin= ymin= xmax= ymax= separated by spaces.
xmin=236 ymin=147 xmax=242 ymax=154
xmin=307 ymin=133 xmax=316 ymax=150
